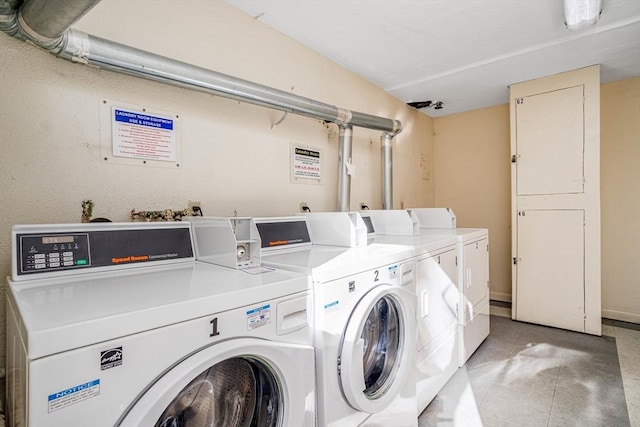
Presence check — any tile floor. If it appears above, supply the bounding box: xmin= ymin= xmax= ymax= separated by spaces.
xmin=418 ymin=306 xmax=640 ymax=427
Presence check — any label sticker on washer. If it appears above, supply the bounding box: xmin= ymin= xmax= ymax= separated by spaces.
xmin=100 ymin=347 xmax=123 ymax=370
xmin=48 ymin=379 xmax=100 ymax=413
xmin=324 ymin=300 xmax=339 ymax=310
xmin=247 ymin=304 xmax=271 ymax=330
xmin=388 ymin=264 xmax=398 ymax=279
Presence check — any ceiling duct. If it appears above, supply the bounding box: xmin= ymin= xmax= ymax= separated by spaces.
xmin=1 ymin=0 xmax=402 ymax=210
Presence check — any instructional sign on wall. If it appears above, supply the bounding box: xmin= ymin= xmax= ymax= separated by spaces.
xmin=112 ymin=108 xmax=176 ymax=161
xmin=290 ymin=143 xmax=322 ymax=184
xmin=101 ymin=100 xmax=181 ymax=168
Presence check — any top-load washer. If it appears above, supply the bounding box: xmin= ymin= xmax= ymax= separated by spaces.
xmin=6 ymin=221 xmax=316 ymax=427
xmin=412 ymin=208 xmax=490 ymax=367
xmin=254 ymin=213 xmax=418 ymax=427
xmin=362 ymin=209 xmax=460 ymax=415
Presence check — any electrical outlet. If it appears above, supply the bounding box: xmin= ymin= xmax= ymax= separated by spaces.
xmin=299 ymin=201 xmax=310 ymax=213
xmin=360 ymin=202 xmax=369 ymax=210
xmin=188 ymin=200 xmax=201 ymax=209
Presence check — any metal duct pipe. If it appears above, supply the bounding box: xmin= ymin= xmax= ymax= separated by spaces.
xmin=0 ymin=0 xmax=21 ymax=35
xmin=381 ymin=132 xmax=394 ymax=210
xmin=49 ymin=30 xmax=400 ymax=132
xmin=337 ymin=125 xmax=353 ymax=212
xmin=17 ymin=0 xmax=99 ymax=49
xmin=0 ymin=0 xmax=20 ymax=16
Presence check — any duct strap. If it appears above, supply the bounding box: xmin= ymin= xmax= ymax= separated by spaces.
xmin=336 ymin=107 xmax=353 ymax=125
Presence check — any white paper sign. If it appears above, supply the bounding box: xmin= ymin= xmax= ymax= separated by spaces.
xmin=112 ymin=107 xmax=176 ymax=161
xmin=292 ymin=145 xmax=321 ymax=181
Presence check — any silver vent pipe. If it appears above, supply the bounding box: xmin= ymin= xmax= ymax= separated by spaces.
xmin=337 ymin=125 xmax=353 ymax=212
xmin=18 ymin=0 xmax=99 ymax=48
xmin=1 ymin=0 xmax=402 ymax=211
xmin=381 ymin=132 xmax=394 ymax=210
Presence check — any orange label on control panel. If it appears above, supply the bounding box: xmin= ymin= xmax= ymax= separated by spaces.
xmin=111 ymin=255 xmax=149 ymax=264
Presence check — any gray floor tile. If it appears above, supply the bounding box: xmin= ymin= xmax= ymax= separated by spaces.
xmin=479 ymin=383 xmax=553 ymax=427
xmin=563 ymin=331 xmax=619 ymax=356
xmin=418 ymin=316 xmax=632 ymax=427
xmin=512 ymin=322 xmax=570 ymax=348
xmin=418 ymin=369 xmax=485 ymax=427
xmin=550 ymin=382 xmax=630 ymax=427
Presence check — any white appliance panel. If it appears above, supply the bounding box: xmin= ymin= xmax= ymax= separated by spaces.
xmin=463 ymin=238 xmax=490 ymax=313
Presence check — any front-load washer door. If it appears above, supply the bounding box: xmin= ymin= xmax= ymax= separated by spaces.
xmin=117 ymin=339 xmax=315 ymax=427
xmin=338 ymin=284 xmax=416 ymax=414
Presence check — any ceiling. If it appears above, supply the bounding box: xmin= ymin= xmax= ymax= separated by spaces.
xmin=227 ymin=0 xmax=640 ymax=117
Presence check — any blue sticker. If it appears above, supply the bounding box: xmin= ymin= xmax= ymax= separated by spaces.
xmin=246 ymin=304 xmax=270 ymax=315
xmin=324 ymin=300 xmax=339 ymax=309
xmin=48 ymin=379 xmax=100 ymax=412
xmin=114 ymin=109 xmax=174 ymax=130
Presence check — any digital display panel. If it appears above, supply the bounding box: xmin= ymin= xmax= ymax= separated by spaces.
xmin=42 ymin=236 xmax=75 ymax=244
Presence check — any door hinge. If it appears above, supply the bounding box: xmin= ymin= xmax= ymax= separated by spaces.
xmin=513 ymin=257 xmax=517 ymax=265
xmin=455 ymin=255 xmax=458 ymax=266
xmin=511 ymin=154 xmax=520 ymax=163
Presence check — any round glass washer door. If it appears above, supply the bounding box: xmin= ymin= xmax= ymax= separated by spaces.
xmin=155 ymin=357 xmax=279 ymax=427
xmin=118 ymin=338 xmax=313 ymax=427
xmin=338 ymin=284 xmax=415 ymax=414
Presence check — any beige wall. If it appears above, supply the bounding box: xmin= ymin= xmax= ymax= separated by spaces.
xmin=433 ymin=78 xmax=640 ymax=324
xmin=601 ymin=77 xmax=640 ymax=323
xmin=433 ymin=105 xmax=512 ymax=302
xmin=0 ymin=2 xmax=435 ymax=368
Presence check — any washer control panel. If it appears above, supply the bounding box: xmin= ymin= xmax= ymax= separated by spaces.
xmin=13 ymin=223 xmax=195 ymax=281
xmin=20 ymin=233 xmax=90 ymax=273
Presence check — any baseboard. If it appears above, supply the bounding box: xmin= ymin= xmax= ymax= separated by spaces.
xmin=490 ymin=291 xmax=512 ymax=303
xmin=602 ymin=308 xmax=640 ymax=324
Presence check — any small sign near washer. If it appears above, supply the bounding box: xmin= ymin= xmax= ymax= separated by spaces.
xmin=100 ymin=347 xmax=123 ymax=370
xmin=388 ymin=264 xmax=398 ymax=279
xmin=48 ymin=379 xmax=100 ymax=413
xmin=247 ymin=304 xmax=271 ymax=330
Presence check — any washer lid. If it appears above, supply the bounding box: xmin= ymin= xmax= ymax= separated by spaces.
xmin=420 ymin=228 xmax=488 ymax=243
xmin=338 ymin=285 xmax=415 ymax=414
xmin=9 ymin=262 xmax=309 ymax=359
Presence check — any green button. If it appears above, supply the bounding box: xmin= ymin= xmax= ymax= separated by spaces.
xmin=76 ymin=259 xmax=88 ymax=265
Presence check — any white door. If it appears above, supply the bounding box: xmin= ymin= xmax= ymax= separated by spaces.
xmin=416 ymin=250 xmax=458 ymax=351
xmin=118 ymin=339 xmax=315 ymax=427
xmin=338 ymin=285 xmax=415 ymax=414
xmin=515 ymin=86 xmax=585 ymax=196
xmin=463 ymin=238 xmax=489 ymax=315
xmin=511 ymin=67 xmax=601 ymax=335
xmin=516 ymin=210 xmax=585 ymax=332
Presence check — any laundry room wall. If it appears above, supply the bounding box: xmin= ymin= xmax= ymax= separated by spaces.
xmin=433 ymin=77 xmax=640 ymax=324
xmin=432 ymin=105 xmax=512 ymax=303
xmin=600 ymin=77 xmax=640 ymax=324
xmin=0 ymin=1 xmax=435 ymax=372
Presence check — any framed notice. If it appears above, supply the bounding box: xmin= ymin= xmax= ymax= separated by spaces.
xmin=101 ymin=99 xmax=181 ymax=168
xmin=290 ymin=143 xmax=322 ymax=185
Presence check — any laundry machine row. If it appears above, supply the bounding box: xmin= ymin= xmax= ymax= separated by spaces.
xmin=412 ymin=208 xmax=490 ymax=367
xmin=363 ymin=208 xmax=490 ymax=415
xmin=6 ymin=221 xmax=316 ymax=427
xmin=6 ymin=211 xmax=488 ymax=426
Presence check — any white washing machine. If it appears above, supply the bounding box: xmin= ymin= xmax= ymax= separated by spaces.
xmin=363 ymin=210 xmax=460 ymax=415
xmin=413 ymin=208 xmax=490 ymax=367
xmin=6 ymin=222 xmax=316 ymax=427
xmin=254 ymin=214 xmax=418 ymax=427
